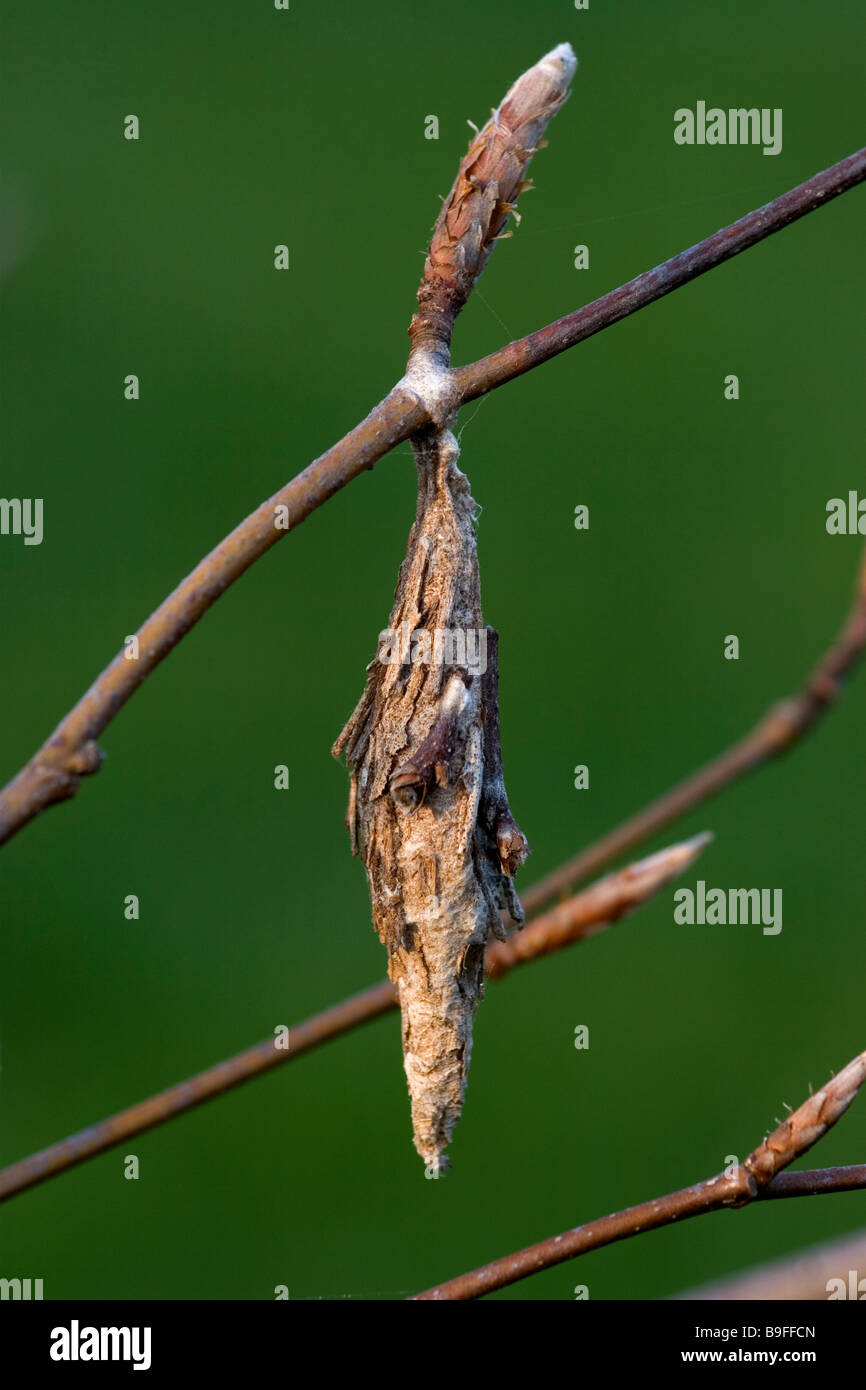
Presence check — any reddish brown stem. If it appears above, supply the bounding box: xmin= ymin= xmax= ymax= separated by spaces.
xmin=453 ymin=147 xmax=866 ymax=402
xmin=410 ymin=1053 xmax=866 ymax=1300
xmin=0 ymin=386 xmax=424 ymax=845
xmin=0 ymin=837 xmax=704 ymax=1205
xmin=410 ymin=1166 xmax=866 ymax=1300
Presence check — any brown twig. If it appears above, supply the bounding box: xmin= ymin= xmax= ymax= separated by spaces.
xmin=0 ymin=835 xmax=707 ymax=1205
xmin=521 ymin=547 xmax=866 ymax=915
xmin=672 ymin=1227 xmax=866 ymax=1300
xmin=1 ymin=127 xmax=864 ymax=845
xmin=0 ymin=384 xmax=426 ymax=846
xmin=410 ymin=1053 xmax=866 ymax=1300
xmin=453 ymin=146 xmax=866 ymax=402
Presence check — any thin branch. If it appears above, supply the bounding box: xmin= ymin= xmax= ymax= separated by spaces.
xmin=672 ymin=1227 xmax=866 ymax=1300
xmin=2 ymin=139 xmax=864 ymax=845
xmin=410 ymin=1053 xmax=866 ymax=1300
xmin=0 ymin=835 xmax=707 ymax=1205
xmin=0 ymin=384 xmax=426 ymax=845
xmin=521 ymin=547 xmax=866 ymax=915
xmin=408 ymin=1169 xmax=866 ymax=1302
xmin=453 ymin=146 xmax=866 ymax=402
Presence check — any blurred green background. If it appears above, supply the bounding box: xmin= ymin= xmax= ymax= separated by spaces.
xmin=2 ymin=0 xmax=865 ymax=1301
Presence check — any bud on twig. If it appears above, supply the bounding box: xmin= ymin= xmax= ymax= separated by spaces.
xmin=410 ymin=43 xmax=577 ymax=364
xmin=745 ymin=1051 xmax=866 ymax=1185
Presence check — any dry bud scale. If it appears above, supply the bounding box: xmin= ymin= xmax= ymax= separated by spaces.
xmin=333 ymin=44 xmax=577 ymax=1170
